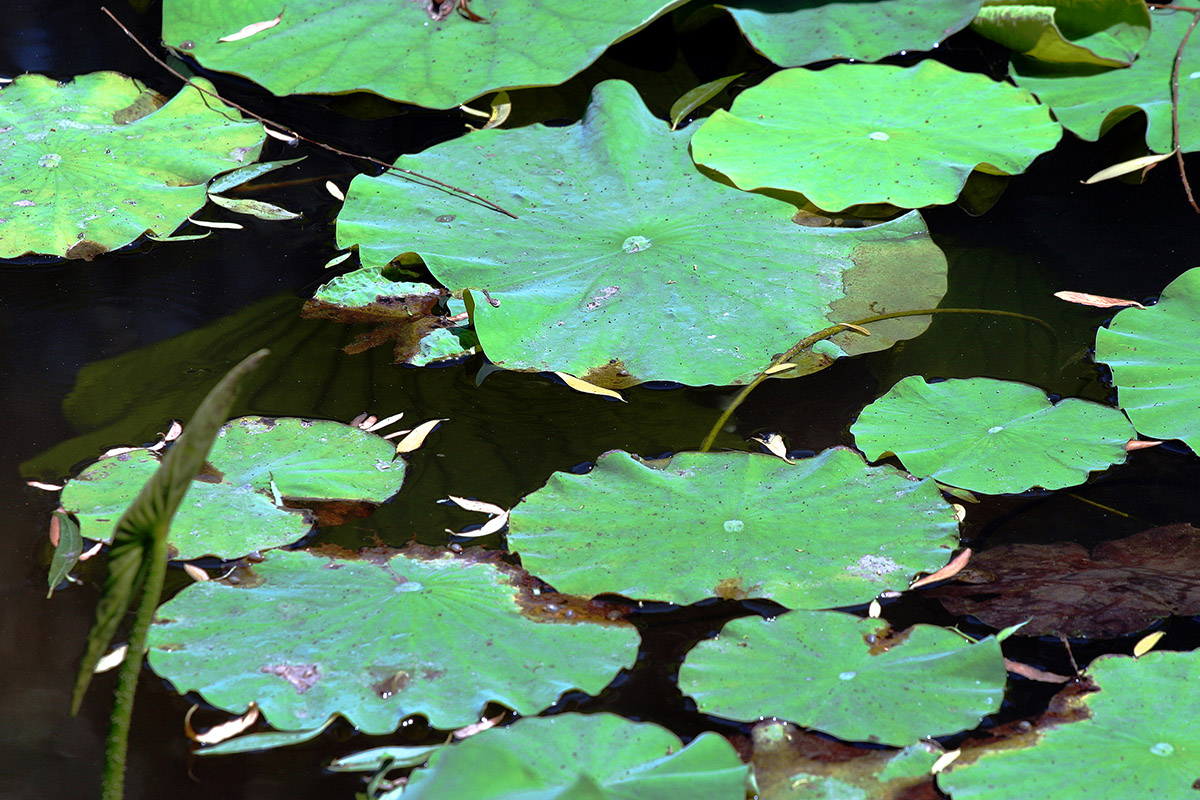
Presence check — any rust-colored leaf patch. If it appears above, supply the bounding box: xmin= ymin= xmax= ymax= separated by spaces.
xmin=924 ymin=524 xmax=1200 ymax=637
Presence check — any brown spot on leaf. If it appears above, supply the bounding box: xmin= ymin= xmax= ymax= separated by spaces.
xmin=65 ymin=239 xmax=109 ymax=261
xmin=261 ymin=663 xmax=320 ymax=694
xmin=714 ymin=576 xmax=750 ymax=601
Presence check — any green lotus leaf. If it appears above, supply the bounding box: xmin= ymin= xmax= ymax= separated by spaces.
xmin=146 ymin=550 xmax=639 ymax=733
xmin=162 ymin=0 xmax=688 ymax=109
xmin=336 ymin=79 xmax=947 ymax=386
xmin=971 ymin=0 xmax=1150 ymax=67
xmin=397 ymin=713 xmax=748 ymax=800
xmin=851 ymin=376 xmax=1133 ymax=494
xmin=1095 ymin=267 xmax=1200 ymax=451
xmin=1011 ymin=7 xmax=1200 ymax=153
xmin=723 ymin=0 xmax=980 ymax=67
xmin=0 ymin=72 xmax=264 ymax=260
xmin=939 ymin=650 xmax=1200 ymax=800
xmin=507 ymin=448 xmax=959 ymax=608
xmin=690 ymin=61 xmax=1061 ymax=211
xmin=679 ymin=610 xmax=1006 ymax=746
xmin=60 ymin=417 xmax=404 ymax=559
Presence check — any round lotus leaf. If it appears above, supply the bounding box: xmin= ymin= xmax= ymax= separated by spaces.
xmin=162 ymin=0 xmax=687 ymax=110
xmin=679 ymin=610 xmax=1006 ymax=746
xmin=60 ymin=417 xmax=405 ymax=559
xmin=1011 ymin=7 xmax=1200 ymax=153
xmin=1095 ymin=268 xmax=1200 ymax=452
xmin=690 ymin=61 xmax=1061 ymax=211
xmin=336 ymin=79 xmax=947 ymax=387
xmin=724 ymin=0 xmax=980 ymax=67
xmin=146 ymin=549 xmax=639 ymax=732
xmin=851 ymin=377 xmax=1134 ymax=494
xmin=0 ymin=72 xmax=264 ymax=260
xmin=939 ymin=650 xmax=1200 ymax=800
xmin=401 ymin=713 xmax=748 ymax=800
xmin=507 ymin=448 xmax=959 ymax=608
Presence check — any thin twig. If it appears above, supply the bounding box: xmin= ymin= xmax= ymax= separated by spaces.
xmin=99 ymin=6 xmax=519 ymax=219
xmin=698 ymin=307 xmax=1056 ymax=453
xmin=1168 ymin=8 xmax=1200 ymax=212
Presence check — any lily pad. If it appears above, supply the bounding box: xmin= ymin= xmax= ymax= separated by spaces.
xmin=398 ymin=713 xmax=748 ymax=800
xmin=723 ymin=0 xmax=981 ymax=67
xmin=162 ymin=0 xmax=688 ymax=109
xmin=1011 ymin=7 xmax=1200 ymax=153
xmin=690 ymin=61 xmax=1062 ymax=211
xmin=507 ymin=448 xmax=959 ymax=608
xmin=850 ymin=376 xmax=1134 ymax=494
xmin=971 ymin=0 xmax=1150 ymax=67
xmin=146 ymin=549 xmax=639 ymax=732
xmin=679 ymin=610 xmax=1007 ymax=746
xmin=1095 ymin=267 xmax=1200 ymax=451
xmin=939 ymin=650 xmax=1200 ymax=799
xmin=0 ymin=72 xmax=264 ymax=259
xmin=60 ymin=417 xmax=404 ymax=560
xmin=336 ymin=79 xmax=948 ymax=386
xmin=925 ymin=525 xmax=1200 ymax=638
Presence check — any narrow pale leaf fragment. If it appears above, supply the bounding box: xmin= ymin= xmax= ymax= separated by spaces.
xmin=910 ymin=548 xmax=972 ymax=589
xmin=263 ymin=127 xmax=299 ymax=145
xmin=187 ymin=703 xmax=262 ymax=744
xmin=27 ymin=480 xmax=63 ymax=491
xmin=329 ymin=744 xmax=444 ymax=772
xmin=366 ymin=411 xmax=406 ymax=432
xmin=183 ymin=563 xmax=210 ymax=582
xmin=79 ymin=540 xmax=104 ymax=560
xmin=447 ymin=495 xmax=507 ymax=516
xmin=218 ymin=10 xmax=284 ymax=42
xmin=868 ymin=599 xmax=882 ymax=618
xmin=188 ymin=216 xmax=244 ymax=230
xmin=764 ymin=362 xmax=798 ymax=375
xmin=1134 ymin=630 xmax=1166 ymax=658
xmin=325 ymin=181 xmax=345 ymax=201
xmin=324 ymin=251 xmax=353 ymax=269
xmin=1082 ymin=152 xmax=1173 ymax=184
xmin=394 ymin=419 xmax=446 ymax=454
xmin=931 ymin=749 xmax=962 ymax=774
xmin=208 ymin=194 xmax=301 ymax=221
xmin=146 ymin=232 xmax=212 ymax=243
xmin=1126 ymin=439 xmax=1162 ymax=451
xmin=101 ymin=446 xmax=140 ymax=458
xmin=95 ymin=644 xmax=129 ymax=674
xmin=751 ymin=432 xmax=792 ymax=462
xmin=453 ymin=712 xmax=505 ymax=739
xmin=1004 ymin=658 xmax=1071 ymax=683
xmin=207 ymin=156 xmax=306 ymax=194
xmin=197 ymin=717 xmax=335 ymax=756
xmin=553 ymin=372 xmax=625 ymax=402
xmin=1054 ymin=291 xmax=1145 ymax=309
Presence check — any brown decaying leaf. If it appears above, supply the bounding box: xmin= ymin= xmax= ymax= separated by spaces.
xmin=909 ymin=548 xmax=972 ymax=589
xmin=924 ymin=525 xmax=1200 ymax=637
xmin=300 ymin=290 xmax=443 ymax=364
xmin=1053 ymin=291 xmax=1146 ymax=309
xmin=185 ymin=703 xmax=261 ymax=745
xmin=1004 ymin=658 xmax=1071 ymax=683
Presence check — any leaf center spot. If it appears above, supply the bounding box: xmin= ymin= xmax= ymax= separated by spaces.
xmin=987 ymin=426 xmax=1004 ymax=434
xmin=1150 ymin=742 xmax=1175 ymax=757
xmin=395 ymin=581 xmax=424 ymax=593
xmin=723 ymin=519 xmax=744 ymax=533
xmin=621 ymin=235 xmax=651 ymax=254
xmin=39 ymin=153 xmax=62 ymax=168
xmin=838 ymin=671 xmax=857 ymax=680
xmin=867 ymin=131 xmax=889 ymax=141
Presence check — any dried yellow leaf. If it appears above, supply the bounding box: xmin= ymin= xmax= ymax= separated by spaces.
xmin=931 ymin=749 xmax=962 ymax=774
xmin=187 ymin=216 xmax=244 ymax=230
xmin=395 ymin=419 xmax=446 ymax=454
xmin=325 ymin=181 xmax=345 ymax=201
xmin=553 ymin=372 xmax=625 ymax=401
xmin=183 ymin=563 xmax=210 ymax=582
xmin=1054 ymin=291 xmax=1145 ymax=310
xmin=186 ymin=703 xmax=261 ymax=745
xmin=1082 ymin=152 xmax=1173 ymax=184
xmin=1134 ymin=630 xmax=1166 ymax=658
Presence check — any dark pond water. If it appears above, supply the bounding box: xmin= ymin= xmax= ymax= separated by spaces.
xmin=5 ymin=2 xmax=1200 ymax=798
